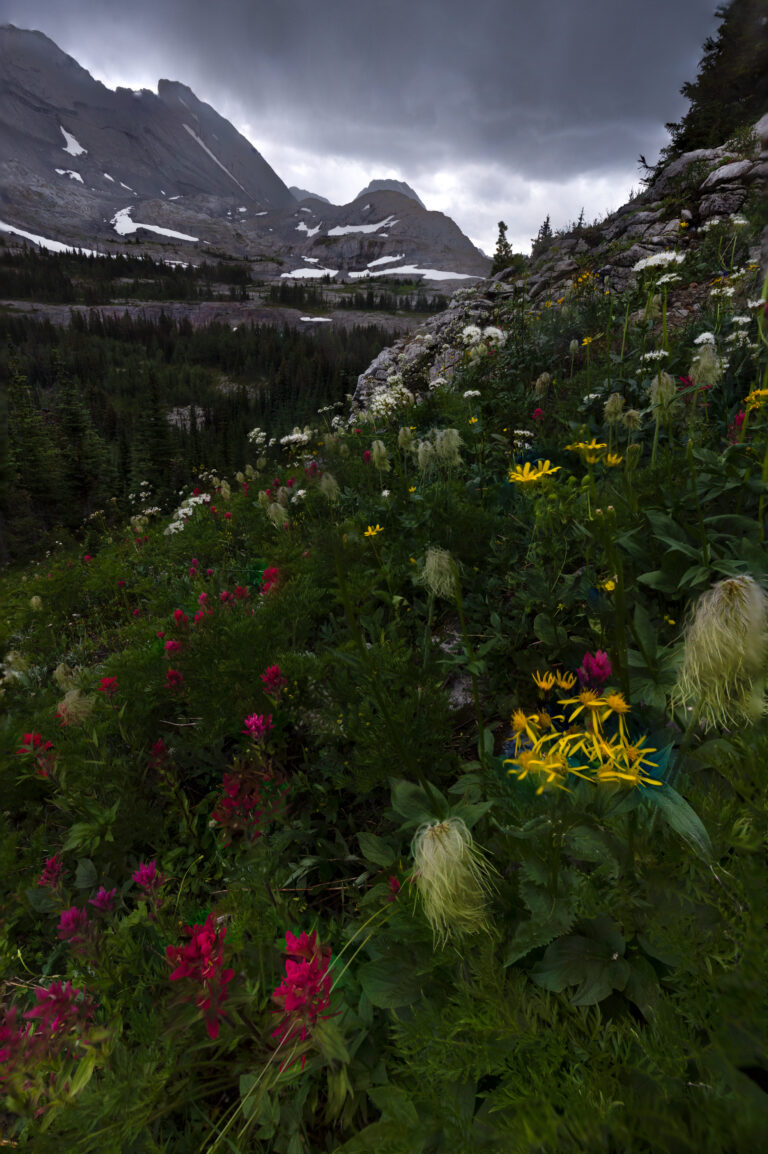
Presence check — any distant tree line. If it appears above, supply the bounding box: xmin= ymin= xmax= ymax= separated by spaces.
xmin=266 ymin=281 xmax=448 ymax=313
xmin=0 ymin=309 xmax=390 ymax=561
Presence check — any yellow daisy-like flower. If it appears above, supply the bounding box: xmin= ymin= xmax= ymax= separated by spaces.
xmin=565 ymin=439 xmax=607 ymax=457
xmin=679 ymin=220 xmax=689 ymax=229
xmin=558 ymin=689 xmax=604 ymax=721
xmin=469 ymin=417 xmax=479 ymax=424
xmin=602 ymin=579 xmax=616 ymax=592
xmin=604 ymin=453 xmax=623 ymax=467
xmin=581 ymin=336 xmax=593 ymax=346
xmin=544 ymin=300 xmax=552 ymax=308
xmin=554 ymin=670 xmax=577 ymax=690
xmin=364 ymin=524 xmax=383 ymax=537
xmin=532 ymin=669 xmax=556 ymax=692
xmin=602 ymin=692 xmax=630 ymax=715
xmin=408 ymin=486 xmax=417 ymax=492
xmin=508 ymin=460 xmax=561 ymax=485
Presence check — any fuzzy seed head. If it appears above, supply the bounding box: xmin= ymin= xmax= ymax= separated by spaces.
xmin=434 ymin=428 xmax=463 ymax=468
xmin=674 ymin=575 xmax=768 ymax=728
xmin=319 ymin=472 xmax=339 ymax=501
xmin=411 ymin=817 xmax=494 ymax=944
xmin=371 ymin=439 xmax=390 ymax=471
xmin=603 ymin=392 xmax=625 ymax=425
xmin=56 ymin=688 xmax=95 ymax=726
xmin=419 ymin=547 xmax=457 ymax=600
xmin=417 ymin=440 xmax=436 ymax=473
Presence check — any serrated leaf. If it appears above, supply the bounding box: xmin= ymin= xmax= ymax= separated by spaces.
xmin=359 ymin=957 xmax=422 ymax=1009
xmin=389 ymin=779 xmax=444 ymax=824
xmin=357 ymin=831 xmax=395 ymax=868
xmin=531 ymin=934 xmax=630 ymax=1005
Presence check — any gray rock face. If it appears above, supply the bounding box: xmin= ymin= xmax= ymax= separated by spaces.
xmin=355 ymin=180 xmax=426 ymax=208
xmin=700 ymin=159 xmax=754 ymax=189
xmin=0 ymin=24 xmax=489 ymax=283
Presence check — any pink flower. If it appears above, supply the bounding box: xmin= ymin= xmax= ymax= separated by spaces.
xmin=83 ymin=554 xmax=93 ymax=563
xmin=224 ymin=512 xmax=232 ymax=520
xmin=260 ymin=665 xmax=287 ymax=698
xmin=88 ymin=886 xmax=117 ymax=913
xmin=37 ymin=854 xmax=64 ymax=888
xmin=578 ymin=649 xmax=612 ymax=688
xmin=132 ymin=861 xmax=164 ymax=893
xmin=164 ymin=640 xmax=182 ymax=653
xmin=242 ymin=713 xmax=273 ymax=740
xmin=387 ymin=876 xmax=401 ymax=902
xmin=173 ymin=609 xmax=189 ymax=628
xmin=729 ymin=411 xmax=746 ymax=444
xmin=166 ymin=914 xmax=234 ymax=1039
xmin=198 ymin=592 xmax=208 ymax=605
xmin=362 ymin=450 xmax=371 ymax=463
xmin=532 ymin=407 xmax=544 ymax=421
xmin=57 ymin=906 xmax=90 ymax=944
xmin=167 ymin=668 xmax=184 ymax=690
xmin=24 ymin=980 xmax=94 ymax=1039
xmin=233 ymin=585 xmax=249 ymax=600
xmin=260 ymin=567 xmax=281 ymax=595
xmin=271 ymin=930 xmax=334 ymax=1067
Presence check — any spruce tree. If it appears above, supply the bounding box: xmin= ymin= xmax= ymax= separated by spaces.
xmin=491 ymin=221 xmax=514 ymax=275
xmin=663 ymin=0 xmax=768 ymax=159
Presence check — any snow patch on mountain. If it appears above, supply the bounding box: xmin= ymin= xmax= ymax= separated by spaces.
xmin=349 ymin=264 xmax=477 ymax=281
xmin=367 ymin=253 xmax=406 ymax=267
xmin=60 ymin=127 xmax=86 ymax=157
xmin=55 ymin=169 xmax=84 ymax=183
xmin=182 ymin=124 xmax=246 ymax=193
xmin=0 ymin=218 xmax=99 ymax=256
xmin=103 ymin=173 xmax=114 ymax=182
xmin=281 ymin=265 xmax=338 ymax=279
xmin=296 ymin=221 xmax=321 ymax=237
xmin=328 ymin=215 xmax=397 ymax=237
xmin=111 ymin=207 xmax=198 ymax=242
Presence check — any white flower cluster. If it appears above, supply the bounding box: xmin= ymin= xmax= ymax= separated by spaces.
xmin=127 ymin=480 xmax=153 ymax=508
xmin=463 ymin=389 xmax=481 ymax=399
xmin=632 ymin=251 xmax=686 ymax=272
xmin=729 ymin=214 xmax=749 ymax=227
xmin=247 ymin=426 xmax=268 ymax=449
xmin=512 ymin=428 xmax=534 ymax=453
xmin=482 ymin=325 xmax=507 ymax=348
xmin=730 ymin=315 xmax=752 ymax=326
xmin=640 ymin=349 xmax=669 ymax=362
xmin=367 ymin=378 xmax=415 ymax=419
xmin=710 ymin=284 xmax=735 ymax=299
xmin=657 ymin=273 xmax=682 ymax=285
xmin=164 ymin=492 xmax=211 ymax=536
xmin=290 ymin=489 xmax=307 ymax=504
xmin=694 ymin=331 xmax=716 ymax=346
xmin=461 ymin=324 xmax=483 ymax=346
xmin=280 ymin=426 xmax=316 ymax=452
xmin=429 ymin=376 xmax=447 ymax=391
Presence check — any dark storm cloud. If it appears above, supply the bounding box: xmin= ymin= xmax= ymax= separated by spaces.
xmin=0 ymin=0 xmax=721 ymax=249
xmin=0 ymin=0 xmax=718 ymax=175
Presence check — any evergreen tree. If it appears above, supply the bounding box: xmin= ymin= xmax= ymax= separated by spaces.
xmin=663 ymin=0 xmax=768 ymax=160
xmin=531 ymin=215 xmax=553 ymax=258
xmin=491 ymin=221 xmax=514 ymax=275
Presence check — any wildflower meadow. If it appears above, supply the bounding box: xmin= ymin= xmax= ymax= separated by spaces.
xmin=2 ymin=202 xmax=768 ymax=1151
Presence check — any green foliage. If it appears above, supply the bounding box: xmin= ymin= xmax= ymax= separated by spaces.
xmin=1 ymin=198 xmax=768 ymax=1151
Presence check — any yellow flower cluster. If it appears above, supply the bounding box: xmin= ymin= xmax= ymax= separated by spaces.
xmin=745 ymin=388 xmax=768 ymax=413
xmin=504 ymin=673 xmax=661 ymax=793
xmin=364 ymin=524 xmax=383 ymax=538
xmin=508 ymin=460 xmax=561 ymax=485
xmin=565 ymin=438 xmax=607 ymax=465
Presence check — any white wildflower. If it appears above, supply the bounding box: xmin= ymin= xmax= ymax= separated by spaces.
xmin=632 ymin=251 xmax=686 ymax=272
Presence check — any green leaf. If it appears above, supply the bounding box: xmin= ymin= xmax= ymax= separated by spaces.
xmin=533 ymin=613 xmax=567 ymax=649
xmin=389 ymin=779 xmax=444 ymax=824
xmin=643 ymin=784 xmax=713 ymax=860
xmin=359 ymin=957 xmax=422 ymax=1009
xmin=357 ymin=831 xmax=395 ymax=868
xmin=631 ymin=603 xmax=657 ymax=664
xmin=448 ymin=800 xmax=493 ymax=829
xmin=313 ymin=1019 xmax=350 ymax=1065
xmin=531 ymin=934 xmax=630 ymax=1005
xmin=369 ymin=1086 xmax=420 ymax=1127
xmin=25 ymin=886 xmax=57 ymax=913
xmin=74 ymin=858 xmax=98 ymax=889
xmin=623 ymin=955 xmax=659 ymax=1019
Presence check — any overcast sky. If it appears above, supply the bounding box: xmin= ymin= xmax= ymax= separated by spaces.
xmin=0 ymin=0 xmax=721 ymax=254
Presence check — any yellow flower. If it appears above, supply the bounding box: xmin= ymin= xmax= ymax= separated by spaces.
xmin=532 ymin=670 xmax=556 ymax=692
xmin=581 ymin=336 xmax=593 ymax=346
xmin=364 ymin=524 xmax=383 ymax=537
xmin=508 ymin=460 xmax=561 ymax=485
xmin=558 ymin=689 xmax=604 ymax=722
xmin=745 ymin=388 xmax=768 ymax=412
xmin=544 ymin=300 xmax=552 ymax=308
xmin=565 ymin=439 xmax=607 ymax=457
xmin=664 ymin=614 xmax=676 ymax=625
xmin=679 ymin=220 xmax=689 ymax=229
xmin=604 ymin=453 xmax=623 ymax=467
xmin=602 ymin=579 xmax=616 ymax=592
xmin=554 ymin=670 xmax=577 ymax=690
xmin=408 ymin=486 xmax=417 ymax=492
xmin=469 ymin=417 xmax=478 ymax=424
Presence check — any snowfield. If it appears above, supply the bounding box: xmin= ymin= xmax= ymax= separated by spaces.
xmin=327 ymin=215 xmax=397 ymax=236
xmin=0 ymin=219 xmax=100 ymax=256
xmin=55 ymin=169 xmax=84 ymax=183
xmin=60 ymin=127 xmax=86 ymax=156
xmin=111 ymin=207 xmax=198 ymax=242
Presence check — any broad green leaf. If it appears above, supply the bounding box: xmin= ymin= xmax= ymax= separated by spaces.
xmin=357 ymin=831 xmax=395 ymax=868
xmin=531 ymin=933 xmax=630 ymax=1005
xmin=369 ymin=1085 xmax=420 ymax=1127
xmin=74 ymin=858 xmax=98 ymax=889
xmin=623 ymin=955 xmax=659 ymax=1019
xmin=359 ymin=957 xmax=422 ymax=1009
xmin=389 ymin=779 xmax=444 ymax=823
xmin=643 ymin=784 xmax=713 ymax=860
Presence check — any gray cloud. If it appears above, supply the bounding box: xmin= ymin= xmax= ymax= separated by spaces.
xmin=0 ymin=0 xmax=721 ymax=250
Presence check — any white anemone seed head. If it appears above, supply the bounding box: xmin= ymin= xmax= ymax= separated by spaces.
xmin=674 ymin=575 xmax=768 ymax=727
xmin=419 ymin=547 xmax=457 ymax=600
xmin=411 ymin=817 xmax=494 ymax=944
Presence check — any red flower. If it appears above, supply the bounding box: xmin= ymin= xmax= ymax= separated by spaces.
xmin=532 ymin=407 xmax=544 ymax=421
xmin=167 ymin=668 xmax=184 ymax=690
xmin=387 ymin=876 xmax=401 ymax=902
xmin=164 ymin=640 xmax=182 ymax=654
xmin=578 ymin=649 xmax=612 ymax=687
xmin=260 ymin=567 xmax=281 ymax=595
xmin=97 ymin=676 xmax=119 ymax=698
xmin=173 ymin=609 xmax=189 ymax=628
xmin=166 ymin=914 xmax=234 ymax=1039
xmin=260 ymin=665 xmax=287 ymax=698
xmin=362 ymin=450 xmax=371 ymax=463
xmin=271 ymin=930 xmax=334 ymax=1067
xmin=243 ymin=713 xmax=273 ymax=740
xmin=132 ymin=860 xmax=164 ymax=893
xmin=57 ymin=906 xmax=90 ymax=945
xmin=37 ymin=854 xmax=65 ymax=889
xmin=88 ymin=886 xmax=117 ymax=913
